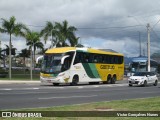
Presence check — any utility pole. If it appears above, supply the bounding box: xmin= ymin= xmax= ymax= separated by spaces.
xmin=30 ymin=45 xmax=33 ymax=81
xmin=147 ymin=23 xmax=150 ymax=72
xmin=139 ymin=31 xmax=142 ymax=57
xmin=51 ymin=29 xmax=54 ymax=48
xmin=9 ymin=38 xmax=12 ymax=80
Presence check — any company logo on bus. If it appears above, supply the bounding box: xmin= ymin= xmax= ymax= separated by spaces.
xmin=100 ymin=65 xmax=115 ymax=69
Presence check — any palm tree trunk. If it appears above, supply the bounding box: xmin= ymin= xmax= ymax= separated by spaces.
xmin=32 ymin=45 xmax=36 ymax=69
xmin=23 ymin=56 xmax=26 ymax=74
xmin=9 ymin=33 xmax=12 ymax=80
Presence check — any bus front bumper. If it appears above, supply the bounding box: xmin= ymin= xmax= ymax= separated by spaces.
xmin=40 ymin=76 xmax=64 ymax=84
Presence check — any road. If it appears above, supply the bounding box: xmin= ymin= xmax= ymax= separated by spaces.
xmin=0 ymin=81 xmax=160 ymax=110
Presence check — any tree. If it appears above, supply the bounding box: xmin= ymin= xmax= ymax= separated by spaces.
xmin=19 ymin=48 xmax=30 ymax=67
xmin=25 ymin=30 xmax=44 ymax=68
xmin=40 ymin=21 xmax=58 ymax=48
xmin=5 ymin=44 xmax=16 ymax=56
xmin=69 ymin=36 xmax=84 ymax=47
xmin=41 ymin=20 xmax=78 ymax=47
xmin=55 ymin=20 xmax=77 ymax=47
xmin=0 ymin=49 xmax=7 ymax=68
xmin=0 ymin=16 xmax=27 ymax=79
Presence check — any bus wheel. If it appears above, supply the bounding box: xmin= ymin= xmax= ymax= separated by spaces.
xmin=71 ymin=75 xmax=79 ymax=86
xmin=53 ymin=83 xmax=59 ymax=86
xmin=111 ymin=76 xmax=116 ymax=84
xmin=107 ymin=75 xmax=112 ymax=84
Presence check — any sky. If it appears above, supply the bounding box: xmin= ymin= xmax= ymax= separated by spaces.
xmin=1 ymin=0 xmax=160 ymax=57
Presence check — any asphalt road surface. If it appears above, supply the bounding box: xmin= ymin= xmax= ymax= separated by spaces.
xmin=0 ymin=81 xmax=160 ymax=110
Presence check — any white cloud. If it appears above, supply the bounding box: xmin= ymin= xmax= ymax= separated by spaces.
xmin=1 ymin=0 xmax=160 ymax=57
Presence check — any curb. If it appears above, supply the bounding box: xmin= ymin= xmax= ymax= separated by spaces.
xmin=0 ymin=80 xmax=40 ymax=84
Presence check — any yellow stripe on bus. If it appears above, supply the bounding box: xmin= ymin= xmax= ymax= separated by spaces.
xmin=46 ymin=47 xmax=76 ymax=54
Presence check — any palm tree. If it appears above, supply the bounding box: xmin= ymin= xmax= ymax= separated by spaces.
xmin=0 ymin=49 xmax=6 ymax=68
xmin=69 ymin=36 xmax=83 ymax=47
xmin=0 ymin=16 xmax=27 ymax=79
xmin=55 ymin=20 xmax=77 ymax=47
xmin=18 ymin=48 xmax=30 ymax=74
xmin=40 ymin=21 xmax=58 ymax=48
xmin=25 ymin=30 xmax=44 ymax=68
xmin=19 ymin=48 xmax=30 ymax=67
xmin=5 ymin=44 xmax=16 ymax=56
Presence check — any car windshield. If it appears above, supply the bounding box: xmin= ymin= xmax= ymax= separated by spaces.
xmin=133 ymin=72 xmax=147 ymax=76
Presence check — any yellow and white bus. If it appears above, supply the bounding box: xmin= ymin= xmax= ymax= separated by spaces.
xmin=40 ymin=47 xmax=124 ymax=85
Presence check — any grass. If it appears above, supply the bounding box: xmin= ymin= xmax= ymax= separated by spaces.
xmin=0 ymin=69 xmax=40 ymax=80
xmin=1 ymin=97 xmax=160 ymax=120
xmin=0 ymin=75 xmax=40 ymax=80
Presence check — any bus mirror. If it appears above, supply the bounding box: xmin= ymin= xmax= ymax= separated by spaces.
xmin=61 ymin=55 xmax=70 ymax=64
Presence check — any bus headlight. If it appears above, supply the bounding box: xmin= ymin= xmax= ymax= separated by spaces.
xmin=58 ymin=73 xmax=65 ymax=77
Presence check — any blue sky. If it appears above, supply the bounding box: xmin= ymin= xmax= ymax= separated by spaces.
xmin=1 ymin=0 xmax=160 ymax=57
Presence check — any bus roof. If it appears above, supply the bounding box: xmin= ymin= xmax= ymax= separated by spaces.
xmin=132 ymin=57 xmax=157 ymax=62
xmin=45 ymin=47 xmax=123 ymax=56
xmin=46 ymin=47 xmax=76 ymax=54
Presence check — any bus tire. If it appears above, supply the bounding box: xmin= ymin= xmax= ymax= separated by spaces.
xmin=107 ymin=75 xmax=112 ymax=84
xmin=103 ymin=82 xmax=107 ymax=84
xmin=71 ymin=75 xmax=79 ymax=86
xmin=111 ymin=75 xmax=116 ymax=84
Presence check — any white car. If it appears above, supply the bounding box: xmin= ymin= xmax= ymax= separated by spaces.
xmin=128 ymin=72 xmax=158 ymax=87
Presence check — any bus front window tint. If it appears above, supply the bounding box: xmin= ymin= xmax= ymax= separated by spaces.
xmin=41 ymin=54 xmax=63 ymax=74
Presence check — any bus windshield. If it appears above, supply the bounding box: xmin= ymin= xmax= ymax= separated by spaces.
xmin=131 ymin=62 xmax=147 ymax=72
xmin=41 ymin=54 xmax=63 ymax=74
xmin=41 ymin=52 xmax=75 ymax=74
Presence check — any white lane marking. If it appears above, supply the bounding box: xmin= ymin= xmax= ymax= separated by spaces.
xmin=0 ymin=88 xmax=12 ymax=91
xmin=24 ymin=88 xmax=40 ymax=90
xmin=38 ymin=95 xmax=98 ymax=100
xmin=0 ymin=88 xmax=39 ymax=91
xmin=0 ymin=83 xmax=127 ymax=91
xmin=78 ymin=86 xmax=83 ymax=89
xmin=94 ymin=85 xmax=99 ymax=88
xmin=0 ymin=91 xmax=50 ymax=95
xmin=33 ymin=88 xmax=40 ymax=90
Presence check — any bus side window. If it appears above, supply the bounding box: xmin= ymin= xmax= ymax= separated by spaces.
xmin=118 ymin=56 xmax=123 ymax=64
xmin=101 ymin=55 xmax=105 ymax=63
xmin=62 ymin=57 xmax=70 ymax=71
xmin=93 ymin=55 xmax=98 ymax=63
xmin=83 ymin=53 xmax=89 ymax=63
xmin=73 ymin=52 xmax=80 ymax=64
xmin=114 ymin=56 xmax=118 ymax=64
xmin=98 ymin=55 xmax=104 ymax=63
xmin=79 ymin=52 xmax=84 ymax=63
xmin=110 ymin=56 xmax=114 ymax=64
xmin=88 ymin=53 xmax=93 ymax=63
xmin=105 ymin=55 xmax=111 ymax=64
xmin=74 ymin=52 xmax=86 ymax=64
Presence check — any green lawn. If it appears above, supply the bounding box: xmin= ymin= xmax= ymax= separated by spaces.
xmin=1 ymin=97 xmax=160 ymax=120
xmin=0 ymin=69 xmax=40 ymax=80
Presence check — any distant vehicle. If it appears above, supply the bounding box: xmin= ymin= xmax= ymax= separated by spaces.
xmin=40 ymin=47 xmax=124 ymax=86
xmin=129 ymin=57 xmax=160 ymax=73
xmin=128 ymin=72 xmax=158 ymax=87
